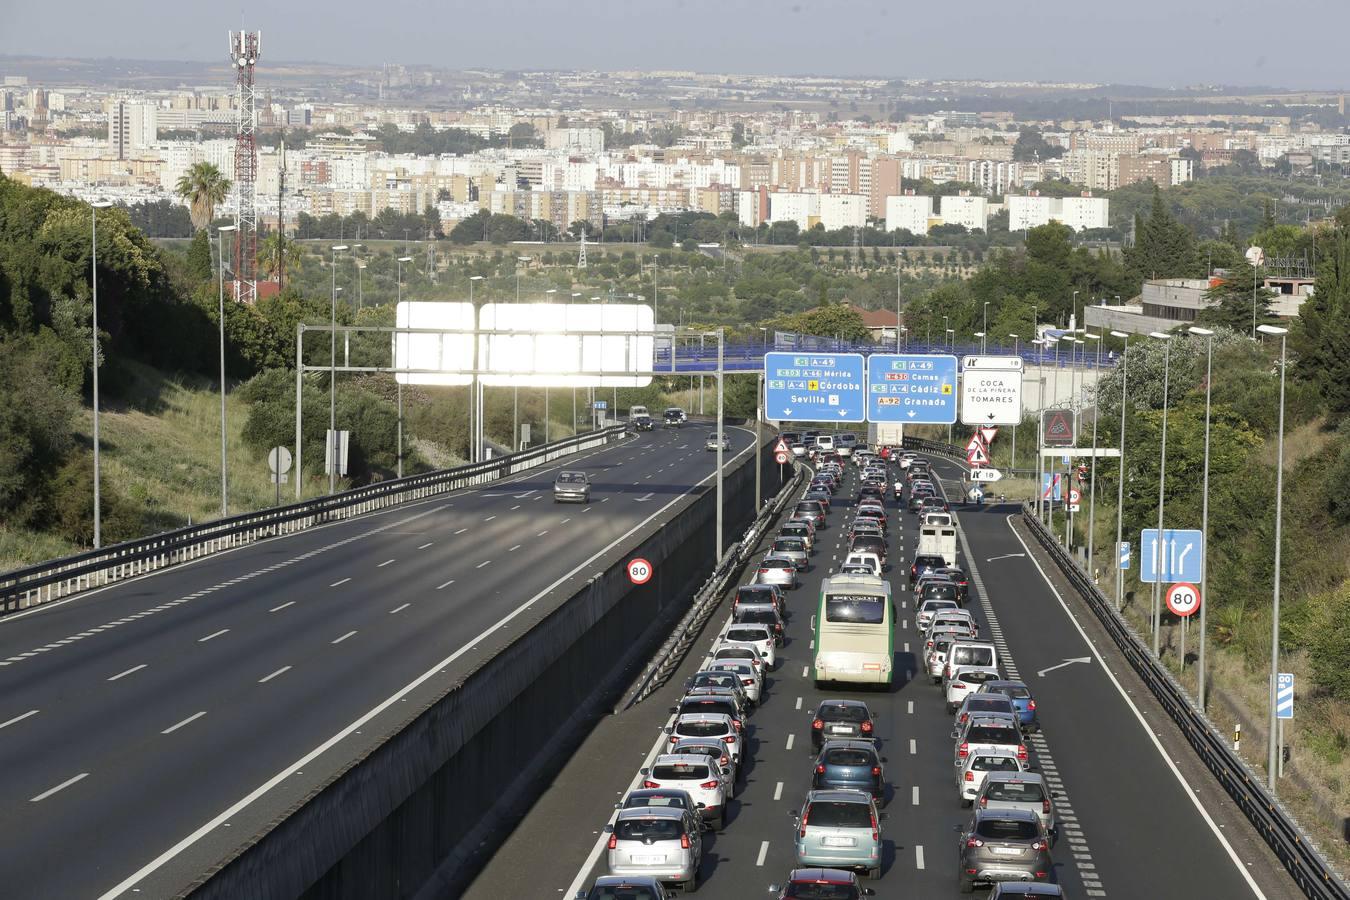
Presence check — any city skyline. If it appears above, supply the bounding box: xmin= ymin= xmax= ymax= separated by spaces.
xmin=3 ymin=0 xmax=1349 ymax=91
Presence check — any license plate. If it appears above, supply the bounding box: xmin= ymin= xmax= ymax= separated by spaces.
xmin=632 ymin=854 xmax=666 ymax=864
xmin=992 ymin=847 xmax=1022 ymax=856
xmin=830 ymin=725 xmax=851 ymax=734
xmin=822 ymin=836 xmax=856 ymax=847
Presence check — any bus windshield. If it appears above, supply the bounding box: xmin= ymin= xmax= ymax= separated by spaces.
xmin=825 ymin=593 xmax=886 ymax=625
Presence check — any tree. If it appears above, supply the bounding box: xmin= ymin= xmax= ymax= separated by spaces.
xmin=258 ymin=233 xmax=303 ymax=281
xmin=1012 ymin=128 xmax=1064 ymax=162
xmin=174 ymin=162 xmax=231 ymax=232
xmin=1292 ymin=215 xmax=1350 ymax=423
xmin=1124 ymin=187 xmax=1200 ymax=282
xmin=1196 ymin=263 xmax=1275 ymax=332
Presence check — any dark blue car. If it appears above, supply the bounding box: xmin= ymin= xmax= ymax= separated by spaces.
xmin=811 ymin=740 xmax=886 ymax=799
xmin=979 ymin=680 xmax=1039 ymax=732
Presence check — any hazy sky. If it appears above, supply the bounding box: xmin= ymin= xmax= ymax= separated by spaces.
xmin=4 ymin=0 xmax=1348 ymax=90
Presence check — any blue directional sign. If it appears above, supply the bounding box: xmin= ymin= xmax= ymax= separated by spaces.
xmin=764 ymin=352 xmax=866 ymax=422
xmin=866 ymin=354 xmax=957 ymax=424
xmin=1118 ymin=541 xmax=1131 ymax=570
xmin=1277 ymin=673 xmax=1294 ymax=720
xmin=1140 ymin=528 xmax=1205 ymax=584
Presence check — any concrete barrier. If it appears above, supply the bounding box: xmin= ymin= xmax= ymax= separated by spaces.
xmin=188 ymin=439 xmax=784 ymax=900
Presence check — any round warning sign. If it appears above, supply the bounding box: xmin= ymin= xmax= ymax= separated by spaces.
xmin=627 ymin=558 xmax=654 ymax=585
xmin=1165 ymin=582 xmax=1201 ymax=617
xmin=775 ymin=451 xmax=789 ymax=464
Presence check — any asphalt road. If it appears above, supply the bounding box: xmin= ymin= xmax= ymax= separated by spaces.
xmin=0 ymin=423 xmax=755 ymax=899
xmin=476 ymin=451 xmax=1271 ymax=899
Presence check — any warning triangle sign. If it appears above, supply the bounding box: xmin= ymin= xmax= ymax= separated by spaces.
xmin=980 ymin=426 xmax=998 ymax=445
xmin=967 ymin=442 xmax=990 ymax=465
xmin=966 ymin=434 xmax=984 ymax=454
xmin=774 ymin=438 xmax=790 ymax=455
xmin=1044 ymin=410 xmax=1073 ymax=444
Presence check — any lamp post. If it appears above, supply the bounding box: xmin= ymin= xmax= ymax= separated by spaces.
xmin=1072 ymin=290 xmax=1079 ymax=331
xmin=469 ymin=274 xmax=484 ymax=461
xmin=395 ymin=256 xmax=413 ymax=478
xmin=328 ymin=245 xmax=350 ymax=494
xmin=1084 ymin=332 xmax=1102 ymax=571
xmin=942 ymin=315 xmax=949 ymax=349
xmin=1189 ymin=326 xmax=1214 ymax=700
xmin=1031 ymin=338 xmax=1045 ymax=521
xmin=216 ymin=224 xmax=238 ymax=518
xmin=974 ymin=331 xmax=986 ymax=354
xmin=982 ymin=301 xmax=990 ymax=351
xmin=1111 ymin=330 xmax=1130 ymax=610
xmin=900 ymin=325 xmax=908 ymax=350
xmin=89 ymin=200 xmax=113 ymax=548
xmin=544 ymin=288 xmax=558 ymax=443
xmin=1257 ymin=323 xmax=1289 ymax=791
xmin=1148 ymin=330 xmax=1173 ymax=657
xmin=512 ymin=257 xmax=530 ymax=451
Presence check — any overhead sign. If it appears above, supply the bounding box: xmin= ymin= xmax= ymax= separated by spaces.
xmin=961 ymin=356 xmax=1023 ymax=425
xmin=1118 ymin=541 xmax=1131 ymax=570
xmin=394 ymin=301 xmax=476 ymax=386
xmin=866 ymin=354 xmax=958 ymax=424
xmin=969 ymin=467 xmax=1002 ymax=482
xmin=479 ymin=302 xmax=655 ymax=387
xmin=1042 ymin=409 xmax=1075 ymax=447
xmin=764 ymin=352 xmax=866 ymax=422
xmin=627 ymin=557 xmax=654 ymax=585
xmin=1141 ymin=528 xmax=1205 ymax=584
xmin=1277 ymin=673 xmax=1294 ymax=720
xmin=980 ymin=426 xmax=999 ymax=445
xmin=1165 ymin=582 xmax=1201 ymax=617
xmin=1041 ymin=472 xmax=1061 ymax=501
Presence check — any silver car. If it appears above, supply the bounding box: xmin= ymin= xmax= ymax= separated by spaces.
xmin=672 ymin=737 xmax=739 ymax=795
xmin=667 ymin=712 xmax=744 ymax=766
xmin=978 ymin=772 xmax=1058 ymax=838
xmin=956 ymin=808 xmax=1052 ymax=893
xmin=916 ymin=598 xmax=960 ymax=631
xmin=553 ymin=470 xmax=591 ymax=503
xmin=770 ymin=536 xmax=810 ymax=571
xmin=640 ymin=754 xmax=729 ymax=830
xmin=791 ymin=789 xmax=884 ymax=879
xmin=720 ymin=623 xmax=776 ymax=669
xmin=708 ymin=659 xmax=763 ymax=704
xmin=756 ymin=556 xmax=799 ymax=589
xmin=705 ymin=431 xmax=731 ymax=451
xmin=606 ymin=806 xmax=703 ymax=892
xmin=955 ymin=748 xmax=1027 ymax=806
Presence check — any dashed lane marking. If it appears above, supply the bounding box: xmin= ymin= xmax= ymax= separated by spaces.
xmin=331 ymin=631 xmax=357 ymax=644
xmin=269 ymin=601 xmax=295 ymax=613
xmin=197 ymin=629 xmax=228 ymax=643
xmin=107 ymin=665 xmax=146 ymax=682
xmin=258 ymin=666 xmax=291 ymax=683
xmin=0 ymin=709 xmax=39 ymax=729
xmin=30 ymin=773 xmax=88 ymax=802
xmin=161 ymin=711 xmax=206 ymax=734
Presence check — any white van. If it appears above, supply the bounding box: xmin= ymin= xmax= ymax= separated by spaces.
xmin=835 ymin=433 xmax=858 ymax=457
xmin=814 ymin=434 xmax=836 ymax=454
xmin=944 ymin=641 xmax=998 ymax=681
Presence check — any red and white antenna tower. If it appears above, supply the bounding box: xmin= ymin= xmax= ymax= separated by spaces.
xmin=229 ymin=30 xmax=260 ymax=304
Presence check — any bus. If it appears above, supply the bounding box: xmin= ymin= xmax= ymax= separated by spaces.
xmin=812 ymin=574 xmax=894 ymax=687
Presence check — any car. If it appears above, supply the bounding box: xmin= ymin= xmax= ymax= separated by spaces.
xmin=945 ymin=641 xmax=999 ymax=681
xmin=987 ymin=884 xmax=1064 ymax=898
xmin=847 ymin=520 xmax=883 ymax=544
xmin=792 ymin=790 xmax=885 ymax=878
xmin=553 ymin=470 xmax=592 ymax=503
xmin=918 ymin=579 xmax=963 ymax=609
xmin=683 ymin=670 xmax=751 ymax=709
xmin=705 ymin=431 xmax=731 ymax=451
xmin=781 ymin=431 xmax=803 ymax=449
xmin=576 ymin=874 xmax=671 ymax=900
xmin=708 ymin=659 xmax=763 ymax=704
xmin=953 ymin=693 xmax=1019 ymax=729
xmin=720 ymin=623 xmax=777 ymax=669
xmin=804 ymin=488 xmax=833 ymax=511
xmin=640 ymin=753 xmax=729 ymax=830
xmin=792 ymin=501 xmax=827 ymax=529
xmin=814 ymin=434 xmax=837 ymax=454
xmin=709 ymin=644 xmax=764 ymax=681
xmin=936 ymin=566 xmax=971 ymax=604
xmin=734 ymin=601 xmax=786 ymax=644
xmin=916 ymin=598 xmax=960 ymax=631
xmin=838 ymin=564 xmax=874 ymax=576
xmin=977 ymin=772 xmax=1058 ymax=838
xmin=847 ymin=535 xmax=887 ymax=567
xmin=810 ymin=477 xmax=838 ymax=496
xmin=810 ymin=699 xmax=876 ymax=751
xmin=672 ymin=737 xmax=739 ymax=795
xmin=667 ymin=712 xmax=743 ymax=764
xmin=906 ymin=493 xmax=930 ymax=514
xmin=857 ymin=486 xmax=885 ymax=506
xmin=756 ymin=556 xmax=799 ymax=590
xmin=929 ymin=611 xmax=978 ymax=640
xmin=735 ymin=583 xmax=786 ymax=619
xmin=840 ymin=552 xmax=881 ymax=578
xmin=630 ymin=406 xmax=650 ymax=419
xmin=898 ymin=453 xmax=918 ymax=470
xmin=812 ymin=740 xmax=886 ymax=799
xmin=771 ymin=536 xmax=811 ymax=571
xmin=606 ymin=806 xmax=703 ymax=892
xmin=955 ymin=748 xmax=1027 ymax=806
xmin=854 ymin=507 xmax=886 ymax=531
xmin=633 ymin=415 xmax=655 ymax=432
xmin=953 ymin=714 xmax=1027 ymax=768
xmin=769 ymin=867 xmax=876 ymax=898
xmin=674 ymin=692 xmax=745 ymax=728
xmin=955 ymin=808 xmax=1053 ymax=893
xmin=780 ymin=521 xmax=816 ymax=552
xmin=979 ymin=680 xmax=1040 ymax=732
xmin=617 ymin=787 xmax=702 ymax=820
xmin=909 ymin=554 xmax=947 ymax=587
xmin=683 ymin=684 xmax=750 ymax=721
xmin=663 ymin=409 xmax=684 ymax=428
xmin=918 ymin=496 xmax=950 ymax=516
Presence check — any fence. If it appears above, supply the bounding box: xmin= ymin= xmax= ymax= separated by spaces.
xmin=0 ymin=426 xmax=626 ymax=616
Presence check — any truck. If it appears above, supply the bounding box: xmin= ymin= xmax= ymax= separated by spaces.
xmin=918 ymin=522 xmax=958 ymax=567
xmin=867 ymin=422 xmax=903 ymax=450
xmin=628 ymin=405 xmax=649 ymax=420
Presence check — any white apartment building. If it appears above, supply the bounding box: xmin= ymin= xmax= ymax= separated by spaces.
xmin=107 ymin=100 xmax=157 ymax=159
xmin=940 ymin=194 xmax=989 ymax=231
xmin=818 ymin=193 xmax=867 ymax=231
xmin=767 ymin=191 xmax=820 ymax=230
xmin=1006 ymin=194 xmax=1110 ymax=232
xmin=545 ymin=127 xmax=605 ymax=153
xmin=1057 ymin=195 xmax=1110 ymax=231
xmin=1170 ymin=157 xmax=1194 ymax=185
xmin=1007 ymin=194 xmax=1057 ymax=232
xmin=964 ymin=159 xmax=1024 ymax=196
xmin=884 ymin=194 xmax=934 ymax=234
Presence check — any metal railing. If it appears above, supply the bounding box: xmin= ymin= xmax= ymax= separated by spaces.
xmin=1021 ymin=507 xmax=1349 ymax=900
xmin=623 ymin=456 xmax=807 ymax=708
xmin=901 ymin=436 xmax=1036 ymax=477
xmin=0 ymin=426 xmax=627 ymax=616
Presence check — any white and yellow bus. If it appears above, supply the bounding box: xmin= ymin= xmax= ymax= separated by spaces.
xmin=812 ymin=575 xmax=894 ymax=687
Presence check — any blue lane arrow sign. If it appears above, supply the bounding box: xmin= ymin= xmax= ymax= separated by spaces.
xmin=1140 ymin=528 xmax=1205 ymax=584
xmin=867 ymin=354 xmax=958 ymax=424
xmin=1277 ymin=673 xmax=1294 ymax=720
xmin=764 ymin=352 xmax=866 ymax=422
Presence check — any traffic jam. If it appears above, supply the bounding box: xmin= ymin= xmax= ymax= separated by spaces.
xmin=576 ymin=432 xmax=1064 ymax=900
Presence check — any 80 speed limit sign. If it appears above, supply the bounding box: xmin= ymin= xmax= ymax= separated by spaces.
xmin=1165 ymin=581 xmax=1201 ymax=617
xmin=627 ymin=558 xmax=653 ymax=585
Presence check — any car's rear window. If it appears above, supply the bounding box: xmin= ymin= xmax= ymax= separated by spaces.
xmin=825 ymin=748 xmax=875 ymax=766
xmin=739 ymin=609 xmax=779 ymax=626
xmin=678 ymin=720 xmax=728 ymax=737
xmin=956 ymin=671 xmax=999 ymax=685
xmin=677 ymin=745 xmax=724 ymax=763
xmin=796 ymin=501 xmax=824 ymax=513
xmin=680 ymin=699 xmax=734 ymax=717
xmin=691 ymin=674 xmax=738 ymax=690
xmin=967 ymin=697 xmax=1014 ymax=713
xmin=652 ymin=763 xmax=710 ymax=781
xmin=805 ymin=801 xmax=872 ymax=828
xmin=591 ymin=885 xmax=662 ymax=900
xmin=726 ymin=628 xmax=767 ymax=643
xmin=773 ymin=539 xmax=805 ymax=553
xmin=922 ymin=584 xmax=958 ymax=601
xmin=991 ymin=684 xmax=1032 ymax=700
xmin=985 ymin=781 xmax=1046 ymax=802
xmin=738 ymin=586 xmax=776 ymax=601
xmin=972 ymin=756 xmax=1023 ymax=772
xmin=625 ymin=793 xmax=690 ymax=811
xmin=921 ymin=600 xmax=958 ymax=613
xmin=819 ymin=704 xmax=868 ymax=723
xmin=784 ymin=885 xmax=858 ymax=900
xmin=967 ymin=726 xmax=1020 ymax=745
xmin=914 ymin=555 xmax=945 ymax=568
xmin=975 ymin=818 xmax=1041 ymax=841
xmin=715 ymin=646 xmax=755 ymax=659
xmin=615 ymin=818 xmax=683 ymax=841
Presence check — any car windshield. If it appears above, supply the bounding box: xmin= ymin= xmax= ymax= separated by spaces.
xmin=972 ymin=756 xmax=1023 ymax=772
xmin=678 ymin=721 xmax=728 ymax=737
xmin=784 ymin=883 xmax=858 ymax=900
xmin=652 ymin=763 xmax=710 ymax=781
xmin=920 ymin=600 xmax=958 ymax=613
xmin=985 ymin=781 xmax=1046 ymax=802
xmin=726 ymin=628 xmax=767 ymax=643
xmin=556 ymin=473 xmax=587 ymax=484
xmin=625 ymin=793 xmax=689 ymax=810
xmin=825 ymin=748 xmax=875 ymax=766
xmin=825 ymin=593 xmax=886 ymax=625
xmin=615 ymin=818 xmax=682 ymax=842
xmin=967 ymin=726 xmax=1020 ymax=745
xmin=975 ymin=818 xmax=1041 ymax=841
xmin=805 ymin=801 xmax=872 ymax=828
xmin=819 ymin=703 xmax=868 ymax=723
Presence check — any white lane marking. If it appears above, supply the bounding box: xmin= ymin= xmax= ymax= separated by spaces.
xmin=476 ymin=560 xmax=492 ymax=569
xmin=912 ymin=785 xmax=920 ymax=806
xmin=909 ymin=739 xmax=917 ymax=755
xmin=436 ymin=580 xmax=455 ymax=590
xmin=537 ymin=530 xmax=549 ymax=537
xmin=389 ymin=603 xmax=410 ymax=614
xmin=510 ymin=505 xmax=521 ymax=510
xmin=773 ymin=781 xmax=783 ymax=800
xmin=269 ymin=601 xmax=295 ymax=613
xmin=915 ymin=844 xmax=925 ymax=869
xmin=801 ymin=665 xmax=809 ymax=677
xmin=755 ymin=840 xmax=770 ymax=866
xmin=161 ymin=711 xmax=207 ymax=734
xmin=377 ymin=559 xmax=395 ymax=568
xmin=785 ymin=733 xmax=795 ymax=750
xmin=107 ymin=665 xmax=147 ymax=682
xmin=331 ymin=631 xmax=357 ymax=645
xmin=258 ymin=666 xmax=292 ymax=683
xmin=484 ymin=515 xmax=496 ymax=522
xmin=454 ymin=528 xmax=468 ymax=535
xmin=197 ymin=629 xmax=228 ymax=643
xmin=509 ymin=544 xmax=521 ymax=552
xmin=795 ymin=696 xmax=803 ymax=710
xmin=417 ymin=542 xmax=434 ymax=550
xmin=907 ymin=700 xmax=914 ymax=714
xmin=0 ymin=709 xmax=39 ymax=729
xmin=561 ymin=518 xmax=572 ymax=524
xmin=330 ymin=578 xmax=351 ymax=587
xmin=30 ymin=772 xmax=88 ymax=802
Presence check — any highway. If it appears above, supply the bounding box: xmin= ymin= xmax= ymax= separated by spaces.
xmin=467 ymin=451 xmax=1281 ymax=899
xmin=0 ymin=423 xmax=755 ymax=899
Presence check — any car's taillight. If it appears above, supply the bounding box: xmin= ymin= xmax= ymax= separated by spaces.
xmin=669 ymin=736 xmax=678 ymax=744
xmin=979 ymin=796 xmax=988 ymax=808
xmin=1031 ymin=840 xmax=1047 ymax=851
xmin=812 ymin=719 xmax=824 ymax=730
xmin=681 ymin=833 xmax=691 ymax=849
xmin=1017 ymin=744 xmax=1028 ymax=761
xmin=1043 ymin=798 xmax=1052 ymax=813
xmin=742 ymin=678 xmax=754 ymax=686
xmin=965 ymin=838 xmax=984 ymax=848
xmin=964 ymin=771 xmax=974 ymax=782
xmin=953 ymin=683 xmax=966 ymax=690
xmin=815 ymin=764 xmax=825 ymax=774
xmin=700 ymin=780 xmax=720 ymax=790
xmin=643 ymin=779 xmax=659 ymax=788
xmin=608 ymin=834 xmax=617 ymax=850
xmin=860 ymin=720 xmax=873 ymax=734
xmin=799 ymin=808 xmax=809 ymax=837
xmin=1028 ymin=700 xmax=1037 ymax=711
xmin=958 ymin=742 xmax=969 ymax=758
xmin=871 ymin=766 xmax=881 ymax=776
xmin=722 ymin=735 xmax=736 ymax=744
xmin=870 ymin=812 xmax=879 ymax=841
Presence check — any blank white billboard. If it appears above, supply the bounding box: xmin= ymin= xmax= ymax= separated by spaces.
xmin=394 ymin=302 xmax=474 ymax=386
xmin=479 ymin=303 xmax=654 ymax=387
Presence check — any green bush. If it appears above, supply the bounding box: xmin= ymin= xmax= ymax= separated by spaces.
xmin=1307 ymin=587 xmax=1350 ymax=701
xmin=47 ymin=452 xmax=142 ymax=546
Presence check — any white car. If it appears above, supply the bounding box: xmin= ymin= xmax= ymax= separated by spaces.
xmin=641 ymin=753 xmax=730 ymax=828
xmin=709 ymin=659 xmax=763 ymax=704
xmin=667 ymin=713 xmax=744 ymax=767
xmin=841 ymin=552 xmax=882 ymax=577
xmin=711 ymin=642 xmax=764 ymax=675
xmin=955 ymin=748 xmax=1027 ymax=806
xmin=916 ymin=598 xmax=961 ymax=631
xmin=946 ymin=665 xmax=1003 ymax=712
xmin=899 ymin=453 xmax=918 ymax=470
xmin=719 ymin=624 xmax=776 ymax=669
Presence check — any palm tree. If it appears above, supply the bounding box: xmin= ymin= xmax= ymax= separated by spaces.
xmin=175 ymin=162 xmax=231 ymax=232
xmin=258 ymin=233 xmax=302 ymax=280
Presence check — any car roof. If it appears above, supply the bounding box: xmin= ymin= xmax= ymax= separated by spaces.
xmin=984 ymin=771 xmax=1046 ymax=785
xmin=625 ymin=787 xmax=693 ymax=802
xmin=991 ymin=885 xmax=1064 ymax=896
xmin=805 ymin=788 xmax=874 ymax=803
xmin=985 ymin=679 xmax=1030 ymax=689
xmin=787 ymin=867 xmax=859 ymax=884
xmin=817 ymin=698 xmax=870 ymax=710
xmin=975 ymin=807 xmax=1041 ymax=823
xmin=675 ymin=712 xmax=734 ymax=723
xmin=615 ymin=805 xmax=686 ymax=821
xmin=654 ymin=752 xmax=714 ymax=765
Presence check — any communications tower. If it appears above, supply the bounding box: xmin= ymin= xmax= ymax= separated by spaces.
xmin=229 ymin=30 xmax=260 ymax=304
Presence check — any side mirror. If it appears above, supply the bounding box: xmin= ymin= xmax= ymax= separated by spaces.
xmin=639 ymin=767 xmax=649 ymax=776
xmin=664 ymin=727 xmax=673 ymax=735
xmin=863 ymin=889 xmax=876 ymax=896
xmin=790 ymin=810 xmax=800 ymax=819
xmin=697 ymin=801 xmax=706 ymax=809
xmin=603 ymin=824 xmax=614 ymax=834
xmin=614 ymin=802 xmax=622 ymax=809
xmin=768 ymin=886 xmax=782 ymax=894
xmin=577 ymin=892 xmax=589 ymax=899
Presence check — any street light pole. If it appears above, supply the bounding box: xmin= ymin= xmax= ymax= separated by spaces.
xmin=982 ymin=301 xmax=989 ymax=353
xmin=1111 ymin=331 xmax=1130 ymax=610
xmin=1189 ymin=327 xmax=1214 ymax=702
xmin=217 ymin=224 xmax=238 ymax=517
xmin=1149 ymin=331 xmax=1173 ymax=658
xmin=90 ymin=200 xmax=112 ymax=548
xmin=1258 ymin=324 xmax=1289 ymax=791
xmin=329 ymin=244 xmax=349 ymax=494
xmin=395 ymin=256 xmax=413 ymax=477
xmin=1084 ymin=332 xmax=1102 ymax=571
xmin=469 ymin=275 xmax=484 ymax=461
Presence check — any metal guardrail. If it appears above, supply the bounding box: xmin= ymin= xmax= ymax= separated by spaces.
xmin=901 ymin=436 xmax=1036 ymax=477
xmin=0 ymin=426 xmax=627 ymax=616
xmin=623 ymin=455 xmax=807 ymax=708
xmin=1020 ymin=507 xmax=1349 ymax=900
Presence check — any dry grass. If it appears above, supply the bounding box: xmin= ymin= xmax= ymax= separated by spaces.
xmin=1262 ymin=417 xmax=1332 ymax=470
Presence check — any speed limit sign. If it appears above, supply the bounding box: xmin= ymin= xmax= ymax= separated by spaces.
xmin=775 ymin=450 xmax=789 ymax=464
xmin=627 ymin=558 xmax=653 ymax=585
xmin=1165 ymin=582 xmax=1201 ymax=617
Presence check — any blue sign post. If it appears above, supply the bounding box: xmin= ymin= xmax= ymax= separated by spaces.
xmin=866 ymin=354 xmax=958 ymax=423
xmin=1277 ymin=673 xmax=1294 ymax=720
xmin=1118 ymin=541 xmax=1131 ymax=570
xmin=764 ymin=352 xmax=866 ymax=422
xmin=1140 ymin=528 xmax=1205 ymax=583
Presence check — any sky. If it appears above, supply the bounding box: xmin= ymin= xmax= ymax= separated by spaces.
xmin=3 ymin=0 xmax=1349 ymax=90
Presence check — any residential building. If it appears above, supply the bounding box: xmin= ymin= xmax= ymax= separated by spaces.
xmin=545 ymin=127 xmax=605 ymax=153
xmin=940 ymin=194 xmax=989 ymax=231
xmin=1006 ymin=192 xmax=1109 ymax=232
xmin=818 ymin=192 xmax=867 ymax=231
xmin=767 ymin=190 xmax=819 ymax=230
xmin=107 ymin=100 xmax=157 ymax=159
xmin=884 ymin=193 xmax=934 ymax=235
